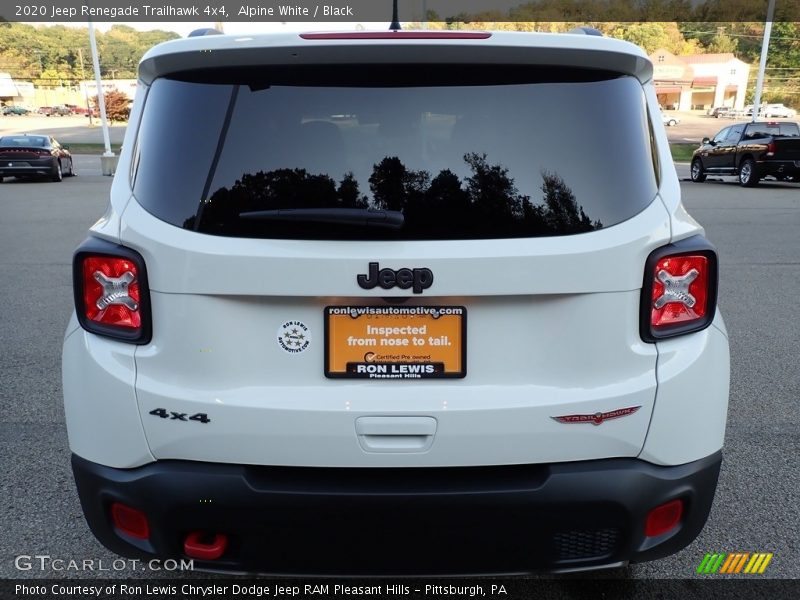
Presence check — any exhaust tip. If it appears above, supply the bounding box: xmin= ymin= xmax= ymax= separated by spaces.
xmin=184 ymin=531 xmax=228 ymax=560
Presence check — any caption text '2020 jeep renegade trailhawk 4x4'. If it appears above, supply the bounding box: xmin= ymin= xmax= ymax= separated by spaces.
xmin=63 ymin=30 xmax=729 ymax=575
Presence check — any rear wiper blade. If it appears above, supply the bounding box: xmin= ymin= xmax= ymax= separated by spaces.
xmin=238 ymin=208 xmax=404 ymax=229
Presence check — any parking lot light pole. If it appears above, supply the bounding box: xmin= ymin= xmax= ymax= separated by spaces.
xmin=77 ymin=48 xmax=93 ymax=126
xmin=752 ymin=0 xmax=776 ymax=123
xmin=87 ymin=18 xmax=116 ymax=175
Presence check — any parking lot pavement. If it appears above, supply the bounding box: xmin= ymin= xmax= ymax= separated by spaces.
xmin=1 ymin=173 xmax=798 ymax=580
xmin=0 ymin=115 xmax=126 ymax=144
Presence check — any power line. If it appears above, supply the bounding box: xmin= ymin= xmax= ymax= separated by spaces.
xmin=680 ymin=29 xmax=800 ymax=42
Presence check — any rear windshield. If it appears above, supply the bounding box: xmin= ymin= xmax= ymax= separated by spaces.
xmin=0 ymin=136 xmax=48 ymax=147
xmin=744 ymin=122 xmax=800 ymax=138
xmin=132 ymin=65 xmax=658 ymax=240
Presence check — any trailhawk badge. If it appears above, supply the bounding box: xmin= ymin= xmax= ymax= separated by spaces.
xmin=277 ymin=320 xmax=311 ymax=354
xmin=552 ymin=406 xmax=641 ymax=426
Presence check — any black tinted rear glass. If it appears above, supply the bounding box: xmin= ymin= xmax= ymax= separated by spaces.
xmin=0 ymin=136 xmax=48 ymax=147
xmin=133 ymin=65 xmax=658 ymax=240
xmin=745 ymin=122 xmax=800 ymax=138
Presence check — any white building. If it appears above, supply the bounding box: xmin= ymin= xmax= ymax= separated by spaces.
xmin=651 ymin=49 xmax=751 ymax=112
xmin=79 ymin=79 xmax=137 ymax=100
xmin=0 ymin=73 xmax=25 ymax=105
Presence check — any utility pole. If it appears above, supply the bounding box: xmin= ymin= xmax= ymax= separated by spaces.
xmin=77 ymin=47 xmax=93 ymax=125
xmin=34 ymin=50 xmax=47 ymax=106
xmin=752 ymin=0 xmax=776 ymax=122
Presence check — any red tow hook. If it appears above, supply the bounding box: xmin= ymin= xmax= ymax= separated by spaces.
xmin=184 ymin=531 xmax=228 ymax=560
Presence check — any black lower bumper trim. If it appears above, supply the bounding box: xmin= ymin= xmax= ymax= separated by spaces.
xmin=72 ymin=452 xmax=721 ymax=576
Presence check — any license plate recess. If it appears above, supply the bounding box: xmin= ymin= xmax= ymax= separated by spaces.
xmin=325 ymin=305 xmax=466 ymax=379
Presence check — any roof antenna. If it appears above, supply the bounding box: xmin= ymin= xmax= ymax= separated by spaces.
xmin=389 ymin=0 xmax=401 ymax=31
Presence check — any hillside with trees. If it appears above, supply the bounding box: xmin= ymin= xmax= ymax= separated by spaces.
xmin=0 ymin=22 xmax=178 ymax=85
xmin=1 ymin=21 xmax=798 ymax=104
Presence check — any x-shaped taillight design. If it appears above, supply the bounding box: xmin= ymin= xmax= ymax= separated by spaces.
xmin=93 ymin=270 xmax=139 ymax=311
xmin=654 ymin=268 xmax=699 ymax=309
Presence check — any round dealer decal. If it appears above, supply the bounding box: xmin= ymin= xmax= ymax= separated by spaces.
xmin=277 ymin=320 xmax=311 ymax=354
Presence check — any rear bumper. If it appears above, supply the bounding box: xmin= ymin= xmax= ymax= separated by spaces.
xmin=755 ymin=160 xmax=800 ymax=176
xmin=72 ymin=451 xmax=722 ymax=576
xmin=0 ymin=158 xmax=56 ymax=177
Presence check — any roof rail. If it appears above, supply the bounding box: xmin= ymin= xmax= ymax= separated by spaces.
xmin=568 ymin=27 xmax=603 ymax=37
xmin=188 ymin=28 xmax=223 ymax=37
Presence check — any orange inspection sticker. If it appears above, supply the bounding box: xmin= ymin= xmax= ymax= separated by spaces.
xmin=325 ymin=306 xmax=466 ymax=379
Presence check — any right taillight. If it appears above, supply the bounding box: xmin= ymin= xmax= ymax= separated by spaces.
xmin=641 ymin=237 xmax=718 ymax=342
xmin=73 ymin=238 xmax=151 ymax=344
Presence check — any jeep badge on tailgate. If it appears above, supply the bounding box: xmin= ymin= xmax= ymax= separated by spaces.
xmin=357 ymin=262 xmax=434 ymax=294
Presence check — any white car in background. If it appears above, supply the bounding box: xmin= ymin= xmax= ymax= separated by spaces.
xmin=662 ymin=113 xmax=680 ymax=126
xmin=762 ymin=104 xmax=797 ymax=118
xmin=63 ymin=28 xmax=730 ymax=575
xmin=746 ymin=103 xmax=797 ymax=118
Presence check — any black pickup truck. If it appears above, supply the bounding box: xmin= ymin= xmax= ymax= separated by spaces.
xmin=690 ymin=121 xmax=800 ymax=186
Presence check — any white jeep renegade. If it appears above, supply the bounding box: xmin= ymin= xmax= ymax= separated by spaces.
xmin=63 ymin=29 xmax=730 ymax=575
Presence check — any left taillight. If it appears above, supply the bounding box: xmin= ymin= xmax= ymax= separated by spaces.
xmin=73 ymin=238 xmax=151 ymax=344
xmin=640 ymin=236 xmax=718 ymax=342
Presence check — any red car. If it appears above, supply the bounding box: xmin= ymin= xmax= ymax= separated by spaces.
xmin=65 ymin=104 xmax=94 ymax=116
xmin=37 ymin=105 xmax=72 ymax=116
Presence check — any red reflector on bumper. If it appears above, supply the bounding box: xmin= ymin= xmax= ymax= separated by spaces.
xmin=645 ymin=499 xmax=684 ymax=537
xmin=110 ymin=502 xmax=150 ymax=540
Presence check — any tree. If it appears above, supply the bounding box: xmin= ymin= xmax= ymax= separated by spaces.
xmin=0 ymin=22 xmax=179 ymax=83
xmin=463 ymin=152 xmax=526 ymax=221
xmin=337 ymin=173 xmax=368 ymax=209
xmin=707 ymin=29 xmax=738 ymax=54
xmin=369 ymin=157 xmax=408 ymax=212
xmin=539 ymin=171 xmax=595 ymax=233
xmin=92 ymin=90 xmax=131 ymax=124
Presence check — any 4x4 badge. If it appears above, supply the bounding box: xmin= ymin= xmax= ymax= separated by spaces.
xmin=357 ymin=262 xmax=434 ymax=294
xmin=552 ymin=406 xmax=641 ymax=426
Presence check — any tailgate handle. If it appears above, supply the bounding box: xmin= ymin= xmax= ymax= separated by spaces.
xmin=355 ymin=416 xmax=437 ymax=453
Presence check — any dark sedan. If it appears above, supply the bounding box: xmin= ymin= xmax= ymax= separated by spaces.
xmin=0 ymin=134 xmax=75 ymax=182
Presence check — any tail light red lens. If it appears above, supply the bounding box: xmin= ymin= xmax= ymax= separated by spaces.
xmin=73 ymin=239 xmax=151 ymax=344
xmin=82 ymin=256 xmax=141 ymax=329
xmin=651 ymin=255 xmax=708 ymax=328
xmin=641 ymin=237 xmax=718 ymax=342
xmin=766 ymin=141 xmax=776 ymax=156
xmin=645 ymin=499 xmax=684 ymax=537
